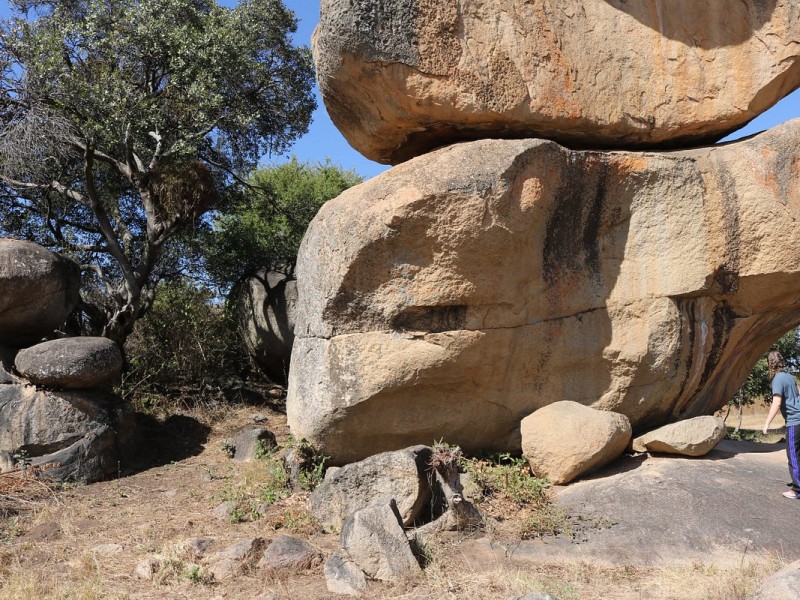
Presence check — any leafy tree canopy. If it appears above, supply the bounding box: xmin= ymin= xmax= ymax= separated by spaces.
xmin=0 ymin=0 xmax=316 ymax=344
xmin=203 ymin=157 xmax=362 ymax=292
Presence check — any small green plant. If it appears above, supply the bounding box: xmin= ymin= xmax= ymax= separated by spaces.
xmin=520 ymin=504 xmax=571 ymax=539
xmin=184 ymin=564 xmax=208 ymax=584
xmin=285 ymin=436 xmax=328 ymax=491
xmin=462 ymin=453 xmax=550 ymax=507
xmin=220 ymin=439 xmax=235 ymax=458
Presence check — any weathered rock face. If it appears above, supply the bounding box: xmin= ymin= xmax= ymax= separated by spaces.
xmin=15 ymin=337 xmax=123 ymax=390
xmin=631 ymin=416 xmax=726 ymax=456
xmin=310 ymin=446 xmax=432 ymax=532
xmin=288 ymin=119 xmax=800 ymax=465
xmin=237 ymin=270 xmax=297 ymax=385
xmin=521 ymin=401 xmax=631 ymax=484
xmin=314 ymin=0 xmax=800 ymax=164
xmin=0 ymin=384 xmax=133 ymax=482
xmin=0 ymin=238 xmax=80 ymax=347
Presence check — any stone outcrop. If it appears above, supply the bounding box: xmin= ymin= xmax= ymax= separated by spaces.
xmin=0 ymin=384 xmax=134 ymax=482
xmin=0 ymin=238 xmax=80 ymax=347
xmin=15 ymin=337 xmax=123 ymax=390
xmin=237 ymin=270 xmax=297 ymax=385
xmin=287 ymin=118 xmax=800 ymax=465
xmin=310 ymin=446 xmax=433 ymax=531
xmin=753 ymin=560 xmax=800 ymax=600
xmin=631 ymin=416 xmax=726 ymax=456
xmin=314 ymin=0 xmax=800 ymax=164
xmin=521 ymin=401 xmax=631 ymax=484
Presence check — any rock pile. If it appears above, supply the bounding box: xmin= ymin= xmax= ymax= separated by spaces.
xmin=288 ymin=1 xmax=800 ymax=465
xmin=0 ymin=238 xmax=133 ymax=483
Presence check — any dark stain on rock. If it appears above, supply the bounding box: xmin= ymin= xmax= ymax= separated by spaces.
xmin=392 ymin=305 xmax=468 ymax=333
xmin=542 ymin=155 xmax=609 ymax=285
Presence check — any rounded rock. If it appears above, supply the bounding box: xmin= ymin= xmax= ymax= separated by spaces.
xmin=0 ymin=238 xmax=80 ymax=347
xmin=15 ymin=337 xmax=123 ymax=390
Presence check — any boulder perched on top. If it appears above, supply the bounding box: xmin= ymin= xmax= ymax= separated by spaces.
xmin=0 ymin=238 xmax=80 ymax=347
xmin=15 ymin=337 xmax=123 ymax=390
xmin=310 ymin=446 xmax=432 ymax=532
xmin=237 ymin=270 xmax=297 ymax=385
xmin=314 ymin=0 xmax=800 ymax=163
xmin=521 ymin=401 xmax=631 ymax=484
xmin=0 ymin=384 xmax=134 ymax=482
xmin=287 ymin=118 xmax=800 ymax=465
xmin=631 ymin=416 xmax=726 ymax=456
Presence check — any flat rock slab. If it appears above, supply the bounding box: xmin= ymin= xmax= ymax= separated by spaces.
xmin=15 ymin=337 xmax=123 ymax=390
xmin=462 ymin=439 xmax=800 ymax=568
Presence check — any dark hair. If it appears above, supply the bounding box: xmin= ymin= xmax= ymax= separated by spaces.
xmin=768 ymin=350 xmax=785 ymax=375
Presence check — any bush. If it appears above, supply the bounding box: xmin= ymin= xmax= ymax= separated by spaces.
xmin=121 ymin=280 xmax=252 ymax=411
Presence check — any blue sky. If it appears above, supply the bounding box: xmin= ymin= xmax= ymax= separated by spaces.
xmin=1 ymin=0 xmax=798 ymax=180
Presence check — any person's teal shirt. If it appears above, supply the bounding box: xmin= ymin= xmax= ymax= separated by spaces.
xmin=772 ymin=370 xmax=800 ymax=427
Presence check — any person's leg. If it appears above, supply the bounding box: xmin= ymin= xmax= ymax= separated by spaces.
xmin=787 ymin=425 xmax=800 ymax=494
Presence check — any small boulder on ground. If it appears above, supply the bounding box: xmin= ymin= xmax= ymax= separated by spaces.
xmin=257 ymin=535 xmax=322 ymax=571
xmin=15 ymin=337 xmax=123 ymax=390
xmin=229 ymin=425 xmax=277 ymax=462
xmin=521 ymin=401 xmax=631 ymax=485
xmin=631 ymin=416 xmax=726 ymax=456
xmin=0 ymin=238 xmax=80 ymax=348
xmin=325 ymin=550 xmax=368 ymax=596
xmin=311 ymin=446 xmax=432 ymax=532
xmin=340 ymin=500 xmax=422 ymax=582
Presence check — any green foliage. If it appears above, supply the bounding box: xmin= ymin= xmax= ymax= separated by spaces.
xmin=461 ymin=453 xmax=550 ymax=508
xmin=734 ymin=328 xmax=800 ymax=406
xmin=120 ymin=279 xmax=249 ymax=410
xmin=203 ymin=158 xmax=362 ymax=290
xmin=285 ymin=436 xmax=328 ymax=492
xmin=0 ymin=0 xmax=315 ymax=343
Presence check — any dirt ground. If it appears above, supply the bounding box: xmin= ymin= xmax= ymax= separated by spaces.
xmin=0 ymin=402 xmax=792 ymax=600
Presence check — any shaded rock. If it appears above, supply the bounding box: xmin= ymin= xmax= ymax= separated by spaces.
xmin=15 ymin=337 xmax=123 ymax=390
xmin=231 ymin=426 xmax=277 ymax=462
xmin=310 ymin=446 xmax=432 ymax=531
xmin=0 ymin=345 xmax=17 ymax=384
xmin=325 ymin=550 xmax=368 ymax=596
xmin=753 ymin=560 xmax=800 ymax=600
xmin=0 ymin=238 xmax=80 ymax=347
xmin=340 ymin=500 xmax=422 ymax=582
xmin=237 ymin=270 xmax=297 ymax=385
xmin=631 ymin=416 xmax=726 ymax=456
xmin=257 ymin=535 xmax=322 ymax=571
xmin=287 ymin=119 xmax=800 ymax=465
xmin=0 ymin=384 xmax=134 ymax=483
xmin=521 ymin=401 xmax=631 ymax=485
xmin=315 ymin=0 xmax=800 ymax=164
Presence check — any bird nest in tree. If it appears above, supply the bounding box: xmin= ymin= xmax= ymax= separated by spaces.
xmin=149 ymin=161 xmax=218 ymax=223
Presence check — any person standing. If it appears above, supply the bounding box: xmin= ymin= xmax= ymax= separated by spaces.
xmin=763 ymin=350 xmax=800 ymax=499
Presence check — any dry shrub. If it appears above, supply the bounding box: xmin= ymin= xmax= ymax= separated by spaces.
xmin=149 ymin=161 xmax=219 ymax=224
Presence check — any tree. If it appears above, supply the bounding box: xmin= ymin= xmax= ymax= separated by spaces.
xmin=727 ymin=328 xmax=800 ymax=431
xmin=0 ymin=0 xmax=315 ymax=345
xmin=202 ymin=157 xmax=362 ymax=292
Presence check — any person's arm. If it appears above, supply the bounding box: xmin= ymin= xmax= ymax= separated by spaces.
xmin=763 ymin=394 xmax=783 ymax=434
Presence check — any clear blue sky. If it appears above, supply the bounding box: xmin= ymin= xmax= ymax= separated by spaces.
xmin=1 ymin=0 xmax=798 ymax=180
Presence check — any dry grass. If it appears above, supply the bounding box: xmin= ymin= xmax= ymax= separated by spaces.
xmin=0 ymin=405 xmax=788 ymax=600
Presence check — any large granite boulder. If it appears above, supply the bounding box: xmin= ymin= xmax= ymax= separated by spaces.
xmin=0 ymin=384 xmax=134 ymax=482
xmin=237 ymin=270 xmax=297 ymax=385
xmin=0 ymin=238 xmax=80 ymax=347
xmin=314 ymin=0 xmax=800 ymax=164
xmin=288 ymin=118 xmax=800 ymax=465
xmin=521 ymin=401 xmax=631 ymax=484
xmin=15 ymin=337 xmax=123 ymax=390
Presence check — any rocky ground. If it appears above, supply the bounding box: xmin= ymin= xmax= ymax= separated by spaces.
xmin=0 ymin=401 xmax=796 ymax=600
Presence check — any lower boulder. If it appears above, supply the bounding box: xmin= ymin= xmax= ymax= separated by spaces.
xmin=521 ymin=401 xmax=631 ymax=485
xmin=0 ymin=384 xmax=134 ymax=482
xmin=631 ymin=416 xmax=726 ymax=456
